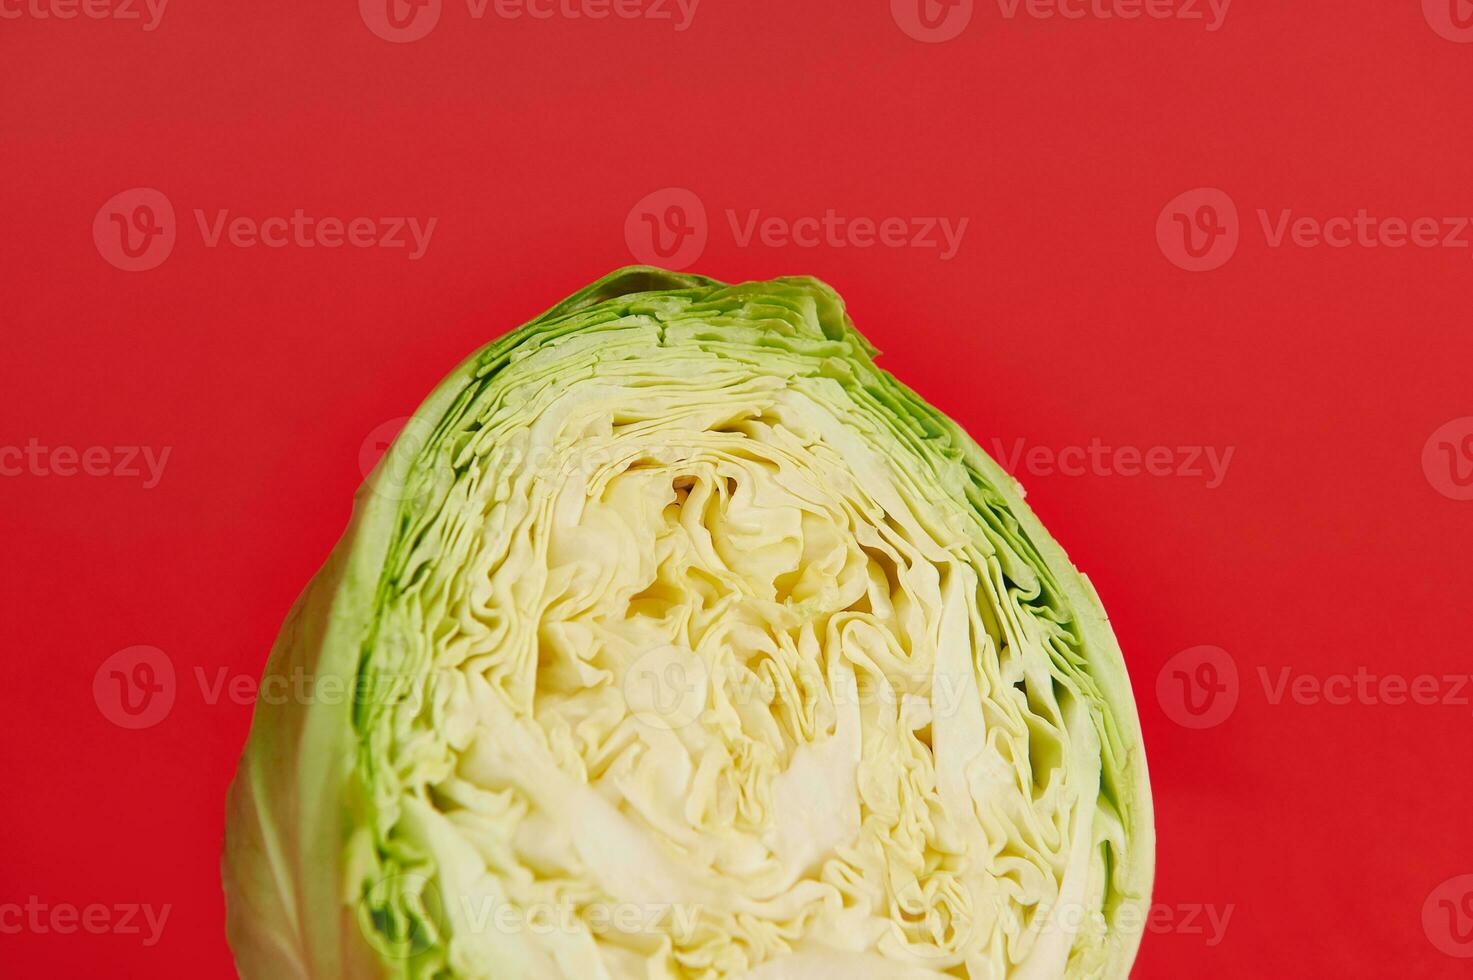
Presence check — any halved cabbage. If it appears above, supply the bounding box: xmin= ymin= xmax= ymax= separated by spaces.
xmin=224 ymin=267 xmax=1154 ymax=980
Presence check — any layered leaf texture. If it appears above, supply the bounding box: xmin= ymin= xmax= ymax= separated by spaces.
xmin=224 ymin=267 xmax=1154 ymax=980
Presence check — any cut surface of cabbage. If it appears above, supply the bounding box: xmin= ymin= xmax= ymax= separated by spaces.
xmin=224 ymin=268 xmax=1153 ymax=980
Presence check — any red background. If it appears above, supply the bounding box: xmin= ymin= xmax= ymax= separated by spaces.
xmin=3 ymin=1 xmax=1472 ymax=976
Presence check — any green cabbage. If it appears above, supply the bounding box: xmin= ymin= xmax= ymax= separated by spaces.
xmin=223 ymin=267 xmax=1154 ymax=980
